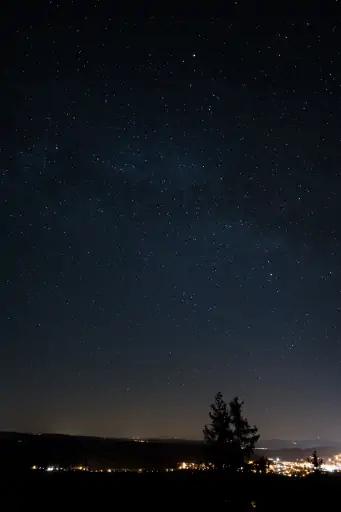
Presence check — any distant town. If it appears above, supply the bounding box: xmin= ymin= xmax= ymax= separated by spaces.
xmin=28 ymin=450 xmax=341 ymax=477
xmin=3 ymin=430 xmax=341 ymax=478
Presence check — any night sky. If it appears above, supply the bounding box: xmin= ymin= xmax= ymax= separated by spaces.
xmin=2 ymin=2 xmax=341 ymax=441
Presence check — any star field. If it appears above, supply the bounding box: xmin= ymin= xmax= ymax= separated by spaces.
xmin=1 ymin=2 xmax=341 ymax=440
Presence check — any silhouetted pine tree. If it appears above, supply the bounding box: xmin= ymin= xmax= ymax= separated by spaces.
xmin=203 ymin=392 xmax=233 ymax=470
xmin=308 ymin=449 xmax=323 ymax=473
xmin=229 ymin=396 xmax=259 ymax=470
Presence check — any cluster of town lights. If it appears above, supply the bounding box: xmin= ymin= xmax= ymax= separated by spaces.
xmin=31 ymin=453 xmax=341 ymax=476
xmin=177 ymin=454 xmax=341 ymax=476
xmin=266 ymin=454 xmax=341 ymax=476
xmin=31 ymin=465 xmax=175 ymax=473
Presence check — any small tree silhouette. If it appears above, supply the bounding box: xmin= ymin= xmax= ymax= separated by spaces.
xmin=253 ymin=455 xmax=269 ymax=474
xmin=203 ymin=392 xmax=233 ymax=470
xmin=229 ymin=397 xmax=259 ymax=470
xmin=308 ymin=449 xmax=323 ymax=473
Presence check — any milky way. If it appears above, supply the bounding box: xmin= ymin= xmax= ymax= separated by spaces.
xmin=1 ymin=3 xmax=341 ymax=440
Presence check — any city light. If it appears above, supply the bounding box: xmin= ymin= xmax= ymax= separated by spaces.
xmin=263 ymin=455 xmax=341 ymax=476
xmin=177 ymin=454 xmax=341 ymax=476
xmin=29 ymin=453 xmax=341 ymax=476
xmin=178 ymin=461 xmax=213 ymax=471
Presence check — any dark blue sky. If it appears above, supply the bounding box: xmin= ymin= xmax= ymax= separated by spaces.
xmin=2 ymin=2 xmax=341 ymax=440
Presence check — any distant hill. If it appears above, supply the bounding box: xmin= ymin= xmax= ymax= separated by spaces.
xmin=1 ymin=431 xmax=340 ymax=469
xmin=146 ymin=438 xmax=202 ymax=444
xmin=257 ymin=438 xmax=341 ymax=450
xmin=0 ymin=431 xmax=205 ymax=470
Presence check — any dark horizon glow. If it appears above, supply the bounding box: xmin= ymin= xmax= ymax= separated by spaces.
xmin=2 ymin=4 xmax=341 ymax=441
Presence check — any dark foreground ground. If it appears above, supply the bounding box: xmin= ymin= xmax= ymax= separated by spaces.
xmin=1 ymin=470 xmax=338 ymax=510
